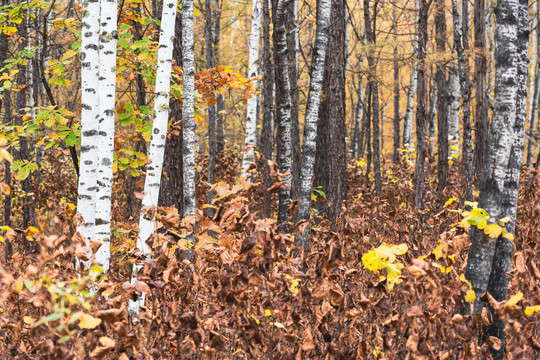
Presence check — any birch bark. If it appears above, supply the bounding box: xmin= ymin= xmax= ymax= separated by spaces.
xmin=76 ymin=0 xmax=100 ymax=250
xmin=130 ymin=0 xmax=178 ymax=315
xmin=94 ymin=0 xmax=118 ymax=270
xmin=241 ymin=0 xmax=262 ymax=178
xmin=403 ymin=0 xmax=419 ymax=149
xmin=293 ymin=0 xmax=331 ymax=250
xmin=273 ymin=0 xmax=292 ymax=231
xmin=464 ymin=0 xmax=525 ymax=329
xmin=182 ymin=0 xmax=197 ymax=224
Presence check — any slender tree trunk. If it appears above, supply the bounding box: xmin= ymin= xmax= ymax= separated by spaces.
xmin=526 ymin=2 xmax=540 ymax=169
xmin=159 ymin=12 xmax=184 ymax=214
xmin=288 ymin=0 xmax=301 ymax=195
xmin=392 ymin=7 xmax=400 ymax=165
xmin=129 ymin=0 xmax=178 ymax=315
xmin=473 ymin=0 xmax=489 ymax=180
xmin=364 ymin=0 xmax=381 ymax=195
xmin=413 ymin=0 xmax=429 ymax=209
xmin=427 ymin=79 xmax=437 ymax=156
xmin=182 ymin=0 xmax=197 ymax=224
xmin=16 ymin=13 xmax=35 ymax=231
xmin=273 ymin=0 xmax=293 ymax=231
xmin=352 ymin=72 xmax=365 ymax=159
xmin=313 ymin=0 xmax=347 ymax=224
xmin=206 ymin=0 xmax=218 ymax=211
xmin=293 ymin=0 xmax=332 ymax=250
xmin=359 ymin=85 xmax=371 ymax=157
xmin=3 ymin=91 xmax=12 ymax=258
xmin=452 ymin=0 xmax=473 ymax=201
xmin=435 ymin=0 xmax=449 ymax=195
xmin=465 ymin=0 xmax=528 ymax=355
xmin=261 ymin=0 xmax=274 ymax=218
xmin=448 ymin=65 xmax=460 ymax=147
xmin=94 ymin=0 xmax=119 ymax=270
xmin=483 ymin=2 xmax=528 ymax=356
xmin=76 ymin=0 xmax=101 ymax=259
xmin=241 ymin=0 xmax=262 ymax=177
xmin=403 ymin=0 xmax=419 ymax=149
xmin=137 ymin=0 xmax=178 ymax=266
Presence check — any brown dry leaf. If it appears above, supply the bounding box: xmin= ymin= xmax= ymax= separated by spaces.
xmin=301 ymin=327 xmax=316 ymax=352
xmin=96 ymin=307 xmax=124 ymax=323
xmin=487 ymin=336 xmax=501 ymax=351
xmin=406 ymin=333 xmax=419 ymax=352
xmin=99 ymin=336 xmax=116 ymax=348
xmin=134 ymin=280 xmax=150 ymax=294
xmin=75 ymin=246 xmax=91 ymax=262
xmin=89 ymin=239 xmax=102 ymax=254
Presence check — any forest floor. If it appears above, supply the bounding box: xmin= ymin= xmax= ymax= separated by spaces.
xmin=0 ymin=149 xmax=539 ymax=359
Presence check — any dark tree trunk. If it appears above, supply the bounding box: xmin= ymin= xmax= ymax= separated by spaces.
xmin=3 ymin=91 xmax=12 ymax=258
xmin=392 ymin=8 xmax=400 ymax=165
xmin=158 ymin=12 xmax=184 ymax=215
xmin=261 ymin=0 xmax=274 ymax=218
xmin=313 ymin=0 xmax=347 ymax=224
xmin=473 ymin=0 xmax=489 ymax=181
xmin=273 ymin=0 xmax=293 ymax=231
xmin=205 ymin=0 xmax=219 ymax=215
xmin=413 ymin=0 xmax=429 ymax=209
xmin=435 ymin=0 xmax=449 ymax=195
xmin=364 ymin=0 xmax=381 ymax=195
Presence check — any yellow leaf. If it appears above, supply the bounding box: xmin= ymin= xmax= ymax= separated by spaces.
xmin=465 ymin=290 xmax=476 ymax=303
xmin=505 ymin=292 xmax=523 ymax=307
xmin=265 ymin=310 xmax=272 ymax=317
xmin=484 ymin=224 xmax=503 ymax=238
xmin=444 ymin=198 xmax=457 ymax=207
xmin=477 ymin=219 xmax=487 ymax=230
xmin=503 ymin=231 xmax=515 ymax=241
xmin=23 ymin=316 xmax=35 ymax=325
xmin=524 ymin=305 xmax=540 ymax=316
xmin=78 ymin=313 xmax=102 ymax=329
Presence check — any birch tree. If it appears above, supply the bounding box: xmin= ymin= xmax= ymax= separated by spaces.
xmin=273 ymin=0 xmax=293 ymax=231
xmin=76 ymin=0 xmax=100 ymax=250
xmin=293 ymin=0 xmax=331 ymax=250
xmin=451 ymin=0 xmax=473 ymax=201
xmin=448 ymin=66 xmax=460 ymax=146
xmin=130 ymin=0 xmax=178 ymax=315
xmin=403 ymin=0 xmax=419 ymax=149
xmin=260 ymin=0 xmax=274 ymax=218
xmin=464 ymin=0 xmax=528 ymax=355
xmin=241 ymin=0 xmax=262 ymax=178
xmin=182 ymin=0 xmax=197 ymax=224
xmin=94 ymin=0 xmax=118 ymax=270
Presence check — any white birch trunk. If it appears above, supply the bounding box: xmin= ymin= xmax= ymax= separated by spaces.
xmin=94 ymin=0 xmax=118 ymax=271
xmin=129 ymin=0 xmax=178 ymax=316
xmin=76 ymin=0 xmax=100 ymax=256
xmin=448 ymin=65 xmax=460 ymax=145
xmin=182 ymin=0 xmax=196 ymax=220
xmin=294 ymin=0 xmax=331 ymax=250
xmin=403 ymin=0 xmax=419 ymax=149
xmin=528 ymin=17 xmax=537 ymax=123
xmin=241 ymin=0 xmax=262 ymax=178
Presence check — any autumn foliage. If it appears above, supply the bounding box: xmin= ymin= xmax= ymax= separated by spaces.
xmin=1 ymin=149 xmax=539 ymax=359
